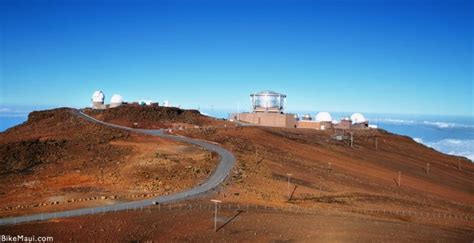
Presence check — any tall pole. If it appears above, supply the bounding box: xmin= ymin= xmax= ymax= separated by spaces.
xmin=286 ymin=173 xmax=292 ymax=200
xmin=214 ymin=204 xmax=217 ymax=231
xmin=398 ymin=171 xmax=401 ymax=187
xmin=211 ymin=199 xmax=221 ymax=232
xmin=350 ymin=132 xmax=354 ymax=148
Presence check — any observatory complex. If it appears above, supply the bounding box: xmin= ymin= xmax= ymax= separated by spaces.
xmin=232 ymin=91 xmax=298 ymax=128
xmin=90 ymin=90 xmax=159 ymax=109
xmin=91 ymin=90 xmax=125 ymax=109
xmin=232 ymin=90 xmax=370 ymax=130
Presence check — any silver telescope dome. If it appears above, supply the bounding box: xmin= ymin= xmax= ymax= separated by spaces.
xmin=250 ymin=90 xmax=286 ymax=113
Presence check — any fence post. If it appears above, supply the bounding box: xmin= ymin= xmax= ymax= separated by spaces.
xmin=398 ymin=171 xmax=401 ymax=187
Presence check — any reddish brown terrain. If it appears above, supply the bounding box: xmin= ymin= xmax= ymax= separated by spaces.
xmin=83 ymin=104 xmax=231 ymax=129
xmin=0 ymin=108 xmax=218 ymax=217
xmin=1 ymin=106 xmax=473 ymax=241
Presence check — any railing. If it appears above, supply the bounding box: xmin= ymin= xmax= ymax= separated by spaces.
xmin=1 ymin=203 xmax=472 ymax=226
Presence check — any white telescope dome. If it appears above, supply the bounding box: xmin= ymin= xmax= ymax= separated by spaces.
xmin=92 ymin=90 xmax=105 ymax=103
xmin=315 ymin=112 xmax=332 ymax=122
xmin=110 ymin=94 xmax=124 ymax=104
xmin=351 ymin=113 xmax=366 ymax=124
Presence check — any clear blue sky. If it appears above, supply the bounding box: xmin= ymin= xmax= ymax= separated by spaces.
xmin=1 ymin=0 xmax=472 ymax=116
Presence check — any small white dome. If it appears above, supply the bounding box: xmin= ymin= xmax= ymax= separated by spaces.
xmin=110 ymin=94 xmax=123 ymax=104
xmin=351 ymin=113 xmax=366 ymax=124
xmin=92 ymin=90 xmax=105 ymax=103
xmin=315 ymin=112 xmax=332 ymax=122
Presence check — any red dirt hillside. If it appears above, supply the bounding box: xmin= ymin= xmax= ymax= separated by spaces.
xmin=83 ymin=104 xmax=231 ymax=129
xmin=1 ymin=107 xmax=473 ymax=241
xmin=0 ymin=108 xmax=218 ymax=217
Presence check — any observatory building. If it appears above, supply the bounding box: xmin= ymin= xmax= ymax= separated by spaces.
xmin=296 ymin=112 xmax=334 ymax=130
xmin=250 ymin=90 xmax=286 ymax=113
xmin=232 ymin=91 xmax=297 ymax=128
xmin=92 ymin=90 xmax=106 ymax=109
xmin=315 ymin=112 xmax=333 ymax=130
xmin=231 ymin=91 xmax=370 ymax=130
xmin=350 ymin=113 xmax=369 ymax=129
xmin=333 ymin=113 xmax=369 ymax=130
xmin=110 ymin=94 xmax=124 ymax=108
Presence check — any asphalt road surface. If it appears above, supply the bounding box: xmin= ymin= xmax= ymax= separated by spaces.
xmin=0 ymin=109 xmax=235 ymax=226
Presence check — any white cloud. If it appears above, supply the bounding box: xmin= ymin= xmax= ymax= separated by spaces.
xmin=372 ymin=118 xmax=474 ymax=129
xmin=413 ymin=137 xmax=423 ymax=143
xmin=420 ymin=139 xmax=474 ymax=162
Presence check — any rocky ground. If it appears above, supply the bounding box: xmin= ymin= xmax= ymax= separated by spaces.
xmin=83 ymin=104 xmax=231 ymax=129
xmin=0 ymin=108 xmax=217 ymax=217
xmin=1 ymin=107 xmax=473 ymax=241
xmin=2 ymin=199 xmax=473 ymax=241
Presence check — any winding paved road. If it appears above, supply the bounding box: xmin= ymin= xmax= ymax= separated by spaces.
xmin=0 ymin=110 xmax=235 ymax=226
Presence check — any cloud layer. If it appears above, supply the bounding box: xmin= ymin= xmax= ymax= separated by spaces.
xmin=413 ymin=138 xmax=474 ymax=162
xmin=372 ymin=118 xmax=474 ymax=129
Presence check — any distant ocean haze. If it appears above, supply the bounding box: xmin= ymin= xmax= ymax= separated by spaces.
xmin=367 ymin=115 xmax=474 ymax=161
xmin=1 ymin=107 xmax=473 ymax=162
xmin=0 ymin=116 xmax=28 ymax=131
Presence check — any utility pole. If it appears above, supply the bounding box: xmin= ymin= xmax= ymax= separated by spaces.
xmin=211 ymin=199 xmax=222 ymax=232
xmin=350 ymin=132 xmax=354 ymax=148
xmin=286 ymin=173 xmax=293 ymax=200
xmin=398 ymin=171 xmax=401 ymax=187
xmin=237 ymin=102 xmax=240 ymax=121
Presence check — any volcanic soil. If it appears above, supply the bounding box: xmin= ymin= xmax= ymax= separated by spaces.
xmin=1 ymin=106 xmax=473 ymax=241
xmin=0 ymin=108 xmax=218 ymax=217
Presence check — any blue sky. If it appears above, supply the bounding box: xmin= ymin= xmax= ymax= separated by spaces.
xmin=0 ymin=0 xmax=472 ymax=116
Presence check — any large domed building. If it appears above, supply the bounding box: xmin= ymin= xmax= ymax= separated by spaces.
xmin=91 ymin=90 xmax=106 ymax=109
xmin=110 ymin=94 xmax=124 ymax=108
xmin=315 ymin=112 xmax=332 ymax=122
xmin=315 ymin=111 xmax=333 ymax=130
xmin=351 ymin=113 xmax=366 ymax=124
xmin=350 ymin=112 xmax=369 ymax=128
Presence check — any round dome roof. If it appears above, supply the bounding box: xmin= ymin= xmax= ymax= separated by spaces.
xmin=351 ymin=113 xmax=366 ymax=124
xmin=92 ymin=90 xmax=105 ymax=102
xmin=110 ymin=94 xmax=123 ymax=104
xmin=315 ymin=112 xmax=332 ymax=122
